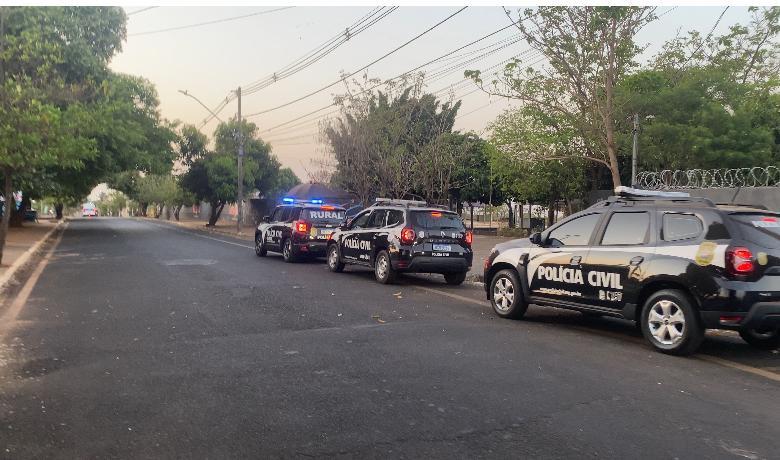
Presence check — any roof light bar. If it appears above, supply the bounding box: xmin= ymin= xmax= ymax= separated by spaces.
xmin=615 ymin=186 xmax=690 ymax=198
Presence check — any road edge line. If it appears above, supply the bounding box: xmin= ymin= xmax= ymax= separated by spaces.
xmin=0 ymin=222 xmax=67 ymax=334
xmin=698 ymin=355 xmax=780 ymax=383
xmin=0 ymin=220 xmax=66 ymax=293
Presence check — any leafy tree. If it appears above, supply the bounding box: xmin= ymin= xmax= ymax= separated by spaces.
xmin=0 ymin=6 xmax=126 ymax=262
xmin=323 ymin=76 xmax=460 ymax=204
xmin=175 ymin=123 xmax=209 ymax=169
xmin=467 ymin=6 xmax=655 ymax=188
xmin=180 ymin=120 xmax=282 ymax=226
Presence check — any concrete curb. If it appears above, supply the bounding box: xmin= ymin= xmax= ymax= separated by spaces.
xmin=0 ymin=219 xmax=66 ymax=292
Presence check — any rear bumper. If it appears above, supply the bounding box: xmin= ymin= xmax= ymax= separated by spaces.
xmin=701 ymin=301 xmax=780 ymax=331
xmin=393 ymin=255 xmax=471 ymax=274
xmin=293 ymin=241 xmax=328 ymax=256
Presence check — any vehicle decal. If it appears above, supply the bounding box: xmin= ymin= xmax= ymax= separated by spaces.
xmin=344 ymin=238 xmax=371 ymax=251
xmin=757 ymin=252 xmax=769 ymax=266
xmin=537 ymin=287 xmax=583 ymax=297
xmin=695 ymin=241 xmax=717 ymax=266
xmin=266 ymin=229 xmax=282 ymax=241
xmin=537 ymin=266 xmax=624 ymax=289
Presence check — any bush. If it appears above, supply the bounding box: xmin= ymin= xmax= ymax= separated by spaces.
xmin=497 ymin=227 xmax=531 ymax=238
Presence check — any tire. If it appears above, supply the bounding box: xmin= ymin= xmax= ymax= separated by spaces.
xmin=444 ymin=271 xmax=467 ymax=286
xmin=490 ymin=269 xmax=527 ymax=319
xmin=327 ymin=244 xmax=344 ymax=273
xmin=281 ymin=238 xmax=296 ymax=263
xmin=739 ymin=327 xmax=780 ymax=350
xmin=254 ymin=233 xmax=267 ymax=257
xmin=374 ymin=250 xmax=396 ymax=284
xmin=640 ymin=289 xmax=704 ymax=356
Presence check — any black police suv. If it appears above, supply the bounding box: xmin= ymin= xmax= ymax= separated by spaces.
xmin=326 ymin=199 xmax=473 ymax=285
xmin=483 ymin=187 xmax=780 ymax=355
xmin=255 ymin=202 xmax=346 ymax=262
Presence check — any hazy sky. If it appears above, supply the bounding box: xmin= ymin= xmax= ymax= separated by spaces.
xmin=111 ymin=5 xmax=753 ymax=180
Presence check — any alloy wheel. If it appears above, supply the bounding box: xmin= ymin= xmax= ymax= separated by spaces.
xmin=647 ymin=300 xmax=686 ymax=346
xmin=493 ymin=277 xmax=515 ymax=312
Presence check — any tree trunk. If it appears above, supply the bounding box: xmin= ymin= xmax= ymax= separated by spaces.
xmin=208 ymin=201 xmax=224 ymax=226
xmin=506 ymin=201 xmax=514 ymax=228
xmin=469 ymin=204 xmax=474 ymax=231
xmin=0 ymin=167 xmax=13 ymax=265
xmin=547 ymin=202 xmax=555 ymax=228
xmin=173 ymin=205 xmax=181 ymax=221
xmin=518 ymin=202 xmax=524 ymax=231
xmin=10 ymin=195 xmax=28 ymax=228
xmin=54 ymin=203 xmax=64 ymax=220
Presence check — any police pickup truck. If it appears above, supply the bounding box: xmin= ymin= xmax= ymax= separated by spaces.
xmin=326 ymin=199 xmax=473 ymax=285
xmin=255 ymin=200 xmax=346 ymax=262
xmin=483 ymin=188 xmax=780 ymax=355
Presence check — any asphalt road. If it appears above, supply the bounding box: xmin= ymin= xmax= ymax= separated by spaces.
xmin=0 ymin=218 xmax=778 ymax=459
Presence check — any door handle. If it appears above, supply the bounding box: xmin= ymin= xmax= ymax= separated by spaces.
xmin=570 ymin=256 xmax=582 ymax=266
xmin=629 ymin=256 xmax=644 ymax=266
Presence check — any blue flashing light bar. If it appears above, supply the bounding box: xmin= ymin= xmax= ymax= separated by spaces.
xmin=310 ymin=199 xmax=323 ymax=204
xmin=282 ymin=197 xmax=295 ymax=203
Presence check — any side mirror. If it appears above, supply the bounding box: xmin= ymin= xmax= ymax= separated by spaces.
xmin=263 ymin=215 xmax=270 ymax=223
xmin=529 ymin=232 xmax=542 ymax=245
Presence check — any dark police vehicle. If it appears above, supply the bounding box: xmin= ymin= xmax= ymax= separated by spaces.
xmin=326 ymin=199 xmax=473 ymax=285
xmin=255 ymin=199 xmax=346 ymax=262
xmin=483 ymin=187 xmax=780 ymax=355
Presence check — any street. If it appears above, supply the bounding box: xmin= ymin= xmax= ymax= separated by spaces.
xmin=0 ymin=218 xmax=778 ymax=458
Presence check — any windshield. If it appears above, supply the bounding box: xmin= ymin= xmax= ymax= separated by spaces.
xmin=301 ymin=208 xmax=346 ymax=225
xmin=730 ymin=214 xmax=780 ymax=249
xmin=411 ymin=211 xmax=465 ymax=231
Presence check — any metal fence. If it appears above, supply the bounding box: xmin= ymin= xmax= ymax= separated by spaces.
xmin=636 ymin=166 xmax=780 ymax=190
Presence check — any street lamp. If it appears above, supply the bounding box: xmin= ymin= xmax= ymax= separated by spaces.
xmin=177 ymin=90 xmax=224 ymax=124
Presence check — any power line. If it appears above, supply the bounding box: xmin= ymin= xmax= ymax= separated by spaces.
xmin=199 ymin=7 xmax=396 ymax=127
xmin=127 ymin=6 xmax=158 ymax=16
xmin=244 ymin=6 xmax=469 ymax=118
xmin=129 ymin=6 xmax=295 ymax=37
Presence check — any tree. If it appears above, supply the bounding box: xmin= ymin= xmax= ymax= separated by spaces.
xmin=180 ymin=120 xmax=282 ymax=226
xmin=467 ymin=6 xmax=656 ymax=188
xmin=0 ymin=6 xmax=126 ymax=263
xmin=175 ymin=123 xmax=208 ymax=169
xmin=323 ymin=75 xmax=460 ymax=204
xmin=616 ymin=7 xmax=780 ymax=172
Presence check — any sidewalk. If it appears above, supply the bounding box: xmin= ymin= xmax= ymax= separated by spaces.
xmin=0 ymin=219 xmax=61 ymax=290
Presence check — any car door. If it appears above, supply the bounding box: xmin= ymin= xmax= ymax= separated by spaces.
xmin=264 ymin=206 xmax=288 ymax=249
xmin=340 ymin=210 xmax=372 ymax=262
xmin=362 ymin=209 xmax=388 ymax=265
xmin=584 ymin=210 xmax=655 ymax=311
xmin=528 ymin=212 xmax=603 ymax=306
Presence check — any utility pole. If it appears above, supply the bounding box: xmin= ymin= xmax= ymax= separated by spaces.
xmin=236 ymin=86 xmax=244 ymax=234
xmin=631 ymin=113 xmax=639 ymax=187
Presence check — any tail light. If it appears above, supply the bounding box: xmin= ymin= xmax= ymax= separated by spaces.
xmin=464 ymin=230 xmax=473 ymax=246
xmin=726 ymin=246 xmax=754 ymax=275
xmin=293 ymin=220 xmax=310 ymax=234
xmin=400 ymin=227 xmax=416 ymax=245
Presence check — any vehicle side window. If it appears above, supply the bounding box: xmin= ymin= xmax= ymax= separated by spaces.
xmin=547 ymin=213 xmax=601 ymax=247
xmin=601 ymin=212 xmax=649 ymax=245
xmin=663 ymin=213 xmax=703 ymax=241
xmin=386 ymin=210 xmax=404 ymax=227
xmin=277 ymin=207 xmax=291 ymax=223
xmin=271 ymin=207 xmax=283 ymax=222
xmin=349 ymin=212 xmax=371 ymax=229
xmin=288 ymin=207 xmax=301 ymax=222
xmin=367 ymin=210 xmax=387 ymax=228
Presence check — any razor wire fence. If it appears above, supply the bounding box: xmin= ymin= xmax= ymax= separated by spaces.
xmin=636 ymin=166 xmax=780 ymax=190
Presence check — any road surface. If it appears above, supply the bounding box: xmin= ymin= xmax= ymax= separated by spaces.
xmin=0 ymin=218 xmax=778 ymax=458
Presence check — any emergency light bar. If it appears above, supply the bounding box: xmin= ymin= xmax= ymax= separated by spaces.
xmin=281 ymin=197 xmax=328 ymax=205
xmin=371 ymin=198 xmax=428 ymax=208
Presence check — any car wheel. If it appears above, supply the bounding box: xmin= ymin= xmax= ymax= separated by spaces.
xmin=282 ymin=239 xmax=296 ymax=263
xmin=444 ymin=271 xmax=467 ymax=285
xmin=374 ymin=250 xmax=396 ymax=284
xmin=255 ymin=233 xmax=267 ymax=257
xmin=490 ymin=269 xmax=527 ymax=319
xmin=327 ymin=244 xmax=344 ymax=273
xmin=640 ymin=289 xmax=704 ymax=355
xmin=739 ymin=327 xmax=780 ymax=350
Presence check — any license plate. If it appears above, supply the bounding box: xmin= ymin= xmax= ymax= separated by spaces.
xmin=433 ymin=244 xmax=452 ymax=251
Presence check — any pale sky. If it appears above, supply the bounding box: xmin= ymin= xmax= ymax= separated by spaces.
xmin=111 ymin=5 xmax=753 ymax=180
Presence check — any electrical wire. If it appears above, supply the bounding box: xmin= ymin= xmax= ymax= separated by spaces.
xmin=129 ymin=6 xmax=295 ymax=37
xmin=243 ymin=7 xmax=469 ymax=118
xmin=127 ymin=6 xmax=158 ymax=16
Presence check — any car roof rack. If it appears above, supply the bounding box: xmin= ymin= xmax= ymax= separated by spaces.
xmin=369 ymin=198 xmax=429 ymax=208
xmin=716 ymin=202 xmax=769 ymax=210
xmin=589 ymin=187 xmax=716 ymax=208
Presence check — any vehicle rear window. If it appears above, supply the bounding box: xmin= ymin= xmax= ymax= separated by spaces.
xmin=729 ymin=214 xmax=780 ymax=249
xmin=411 ymin=211 xmax=465 ymax=231
xmin=301 ymin=208 xmax=346 ymax=224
